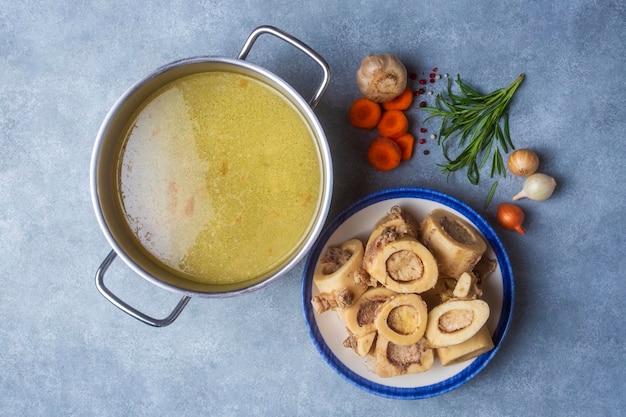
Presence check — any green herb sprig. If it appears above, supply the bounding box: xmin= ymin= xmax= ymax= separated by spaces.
xmin=420 ymin=74 xmax=524 ymax=207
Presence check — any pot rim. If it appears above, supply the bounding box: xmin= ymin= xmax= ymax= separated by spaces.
xmin=90 ymin=55 xmax=333 ymax=298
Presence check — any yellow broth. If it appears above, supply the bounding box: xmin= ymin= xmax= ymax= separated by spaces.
xmin=115 ymin=71 xmax=321 ymax=284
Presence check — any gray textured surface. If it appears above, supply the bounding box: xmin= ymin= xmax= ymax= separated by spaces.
xmin=1 ymin=1 xmax=625 ymax=416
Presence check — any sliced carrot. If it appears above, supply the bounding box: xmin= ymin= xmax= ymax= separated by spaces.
xmin=367 ymin=137 xmax=402 ymax=172
xmin=349 ymin=97 xmax=382 ymax=129
xmin=382 ymin=86 xmax=413 ymax=111
xmin=393 ymin=133 xmax=415 ymax=161
xmin=377 ymin=110 xmax=409 ymax=139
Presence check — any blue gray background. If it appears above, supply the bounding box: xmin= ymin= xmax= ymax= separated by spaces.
xmin=1 ymin=1 xmax=624 ymax=416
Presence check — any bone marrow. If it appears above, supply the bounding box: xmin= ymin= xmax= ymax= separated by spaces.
xmin=311 ymin=238 xmax=369 ymax=313
xmin=364 ymin=235 xmax=438 ymax=293
xmin=419 ymin=209 xmax=487 ymax=279
xmin=374 ymin=293 xmax=428 ymax=346
xmin=374 ymin=335 xmax=434 ymax=377
xmin=311 ymin=206 xmax=497 ymax=377
xmin=425 ymin=299 xmax=490 ymax=348
xmin=340 ymin=287 xmax=396 ymax=337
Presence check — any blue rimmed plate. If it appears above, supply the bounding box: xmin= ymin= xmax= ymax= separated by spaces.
xmin=302 ymin=187 xmax=514 ymax=399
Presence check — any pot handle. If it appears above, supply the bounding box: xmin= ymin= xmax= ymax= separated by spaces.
xmin=95 ymin=250 xmax=191 ymax=327
xmin=238 ymin=25 xmax=331 ymax=110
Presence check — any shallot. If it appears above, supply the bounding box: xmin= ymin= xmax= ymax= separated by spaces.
xmin=497 ymin=203 xmax=526 ymax=235
xmin=507 ymin=149 xmax=539 ymax=177
xmin=513 ymin=173 xmax=557 ymax=201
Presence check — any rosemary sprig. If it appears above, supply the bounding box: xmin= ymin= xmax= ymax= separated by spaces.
xmin=485 ymin=181 xmax=498 ymax=209
xmin=420 ymin=74 xmax=524 ymax=205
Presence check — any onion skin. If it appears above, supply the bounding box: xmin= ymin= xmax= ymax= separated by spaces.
xmin=507 ymin=149 xmax=539 ymax=177
xmin=497 ymin=203 xmax=526 ymax=235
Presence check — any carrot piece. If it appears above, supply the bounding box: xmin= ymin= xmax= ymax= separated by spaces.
xmin=367 ymin=137 xmax=402 ymax=172
xmin=393 ymin=133 xmax=415 ymax=161
xmin=349 ymin=97 xmax=382 ymax=129
xmin=382 ymin=86 xmax=413 ymax=111
xmin=377 ymin=110 xmax=409 ymax=139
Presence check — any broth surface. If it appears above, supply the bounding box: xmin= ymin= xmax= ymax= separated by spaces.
xmin=116 ymin=71 xmax=321 ymax=284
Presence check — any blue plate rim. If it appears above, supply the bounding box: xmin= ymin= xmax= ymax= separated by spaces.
xmin=301 ymin=187 xmax=515 ymax=400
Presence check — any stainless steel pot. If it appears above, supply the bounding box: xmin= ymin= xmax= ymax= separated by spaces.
xmin=90 ymin=26 xmax=332 ymax=327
